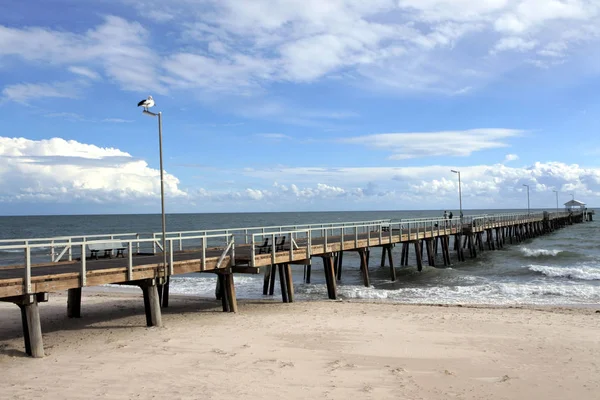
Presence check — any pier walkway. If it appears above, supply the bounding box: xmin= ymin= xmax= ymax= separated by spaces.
xmin=0 ymin=210 xmax=592 ymax=357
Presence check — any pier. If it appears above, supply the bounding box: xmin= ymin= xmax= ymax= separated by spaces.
xmin=0 ymin=210 xmax=592 ymax=357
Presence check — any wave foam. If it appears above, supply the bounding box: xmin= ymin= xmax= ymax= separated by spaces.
xmin=520 ymin=248 xmax=563 ymax=257
xmin=527 ymin=264 xmax=600 ymax=281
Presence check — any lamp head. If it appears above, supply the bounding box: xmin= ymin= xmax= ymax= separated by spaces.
xmin=451 ymin=170 xmax=458 ymax=173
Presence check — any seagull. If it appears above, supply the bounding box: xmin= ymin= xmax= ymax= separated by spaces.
xmin=137 ymin=95 xmax=155 ymax=111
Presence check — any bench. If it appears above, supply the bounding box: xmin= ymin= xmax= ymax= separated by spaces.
xmin=256 ymin=236 xmax=286 ymax=254
xmin=88 ymin=242 xmax=127 ymax=259
xmin=256 ymin=238 xmax=271 ymax=254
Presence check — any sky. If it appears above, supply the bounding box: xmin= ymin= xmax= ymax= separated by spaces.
xmin=1 ymin=0 xmax=600 ymax=215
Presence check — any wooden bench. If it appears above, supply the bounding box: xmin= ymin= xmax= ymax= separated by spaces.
xmin=88 ymin=242 xmax=127 ymax=259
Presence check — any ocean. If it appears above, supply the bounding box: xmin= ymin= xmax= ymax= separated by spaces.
xmin=1 ymin=210 xmax=598 ymax=306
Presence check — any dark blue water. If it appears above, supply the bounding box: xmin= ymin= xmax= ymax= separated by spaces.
xmin=1 ymin=210 xmax=598 ymax=305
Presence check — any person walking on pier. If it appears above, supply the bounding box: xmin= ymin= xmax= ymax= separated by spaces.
xmin=449 ymin=211 xmax=453 ymax=220
xmin=443 ymin=210 xmax=448 ymax=219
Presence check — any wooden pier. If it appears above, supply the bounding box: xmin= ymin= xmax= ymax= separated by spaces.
xmin=0 ymin=210 xmax=591 ymax=357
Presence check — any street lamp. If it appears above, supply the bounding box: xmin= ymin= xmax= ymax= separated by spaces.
xmin=138 ymin=97 xmax=168 ymax=285
xmin=523 ymin=184 xmax=530 ymax=214
xmin=552 ymin=190 xmax=559 ymax=212
xmin=450 ymin=170 xmax=463 ymax=219
xmin=570 ymin=193 xmax=574 ymax=201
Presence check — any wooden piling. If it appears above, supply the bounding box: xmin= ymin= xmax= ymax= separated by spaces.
xmin=386 ymin=245 xmax=396 ymax=281
xmin=269 ymin=264 xmax=277 ymax=295
xmin=67 ymin=288 xmax=82 ymax=318
xmin=285 ymin=264 xmax=294 ymax=302
xmin=263 ymin=265 xmax=272 ymax=295
xmin=18 ymin=298 xmax=45 ymax=358
xmin=414 ymin=241 xmax=423 ymax=272
xmin=224 ymin=273 xmax=238 ymax=312
xmin=359 ymin=249 xmax=371 ymax=287
xmin=322 ymin=256 xmax=337 ymax=299
xmin=278 ymin=264 xmax=289 ymax=303
xmin=142 ymin=281 xmax=162 ymax=327
xmin=336 ymin=251 xmax=344 ymax=281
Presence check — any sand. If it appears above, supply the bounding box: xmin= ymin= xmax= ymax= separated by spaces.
xmin=1 ymin=290 xmax=599 ymax=399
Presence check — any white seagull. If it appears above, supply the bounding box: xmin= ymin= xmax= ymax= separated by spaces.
xmin=137 ymin=95 xmax=155 ymax=111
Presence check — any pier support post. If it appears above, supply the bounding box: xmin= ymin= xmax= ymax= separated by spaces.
xmin=358 ymin=249 xmax=371 ymax=287
xmin=336 ymin=251 xmax=344 ymax=281
xmin=141 ymin=280 xmax=162 ymax=327
xmin=321 ymin=256 xmax=337 ymax=299
xmin=263 ymin=265 xmax=272 ymax=295
xmin=2 ymin=294 xmax=49 ymax=357
xmin=278 ymin=264 xmax=289 ymax=303
xmin=285 ymin=264 xmax=294 ymax=302
xmin=22 ymin=301 xmax=44 ymax=358
xmin=414 ymin=241 xmax=423 ymax=272
xmin=387 ymin=245 xmax=396 ymax=281
xmin=162 ymin=278 xmax=170 ymax=308
xmin=67 ymin=287 xmax=82 ymax=318
xmin=269 ymin=264 xmax=277 ymax=295
xmin=223 ymin=272 xmax=238 ymax=312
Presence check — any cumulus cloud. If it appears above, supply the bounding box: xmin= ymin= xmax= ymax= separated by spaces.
xmin=0 ymin=137 xmax=186 ymax=205
xmin=1 ymin=138 xmax=598 ymax=211
xmin=340 ymin=129 xmax=523 ymax=159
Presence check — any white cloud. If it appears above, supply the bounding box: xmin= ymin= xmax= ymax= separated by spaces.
xmin=1 ymin=81 xmax=81 ymax=104
xmin=0 ymin=2 xmax=598 ymax=103
xmin=340 ymin=128 xmax=523 ymax=159
xmin=492 ymin=37 xmax=538 ymax=53
xmin=0 ymin=137 xmax=185 ymax=204
xmin=504 ymin=153 xmax=519 ymax=162
xmin=0 ymin=16 xmax=163 ymax=94
xmin=68 ymin=66 xmax=100 ymax=80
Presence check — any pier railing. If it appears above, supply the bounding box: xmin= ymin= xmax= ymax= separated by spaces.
xmin=249 ymin=217 xmax=464 ymax=267
xmin=0 ymin=232 xmax=235 ymax=294
xmin=0 ymin=219 xmax=392 ymax=264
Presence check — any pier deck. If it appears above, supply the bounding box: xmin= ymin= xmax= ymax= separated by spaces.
xmin=0 ymin=210 xmax=591 ymax=357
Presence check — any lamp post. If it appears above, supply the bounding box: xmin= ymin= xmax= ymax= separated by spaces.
xmin=450 ymin=170 xmax=463 ymax=219
xmin=141 ymin=108 xmax=167 ymax=282
xmin=552 ymin=190 xmax=559 ymax=213
xmin=570 ymin=193 xmax=574 ymax=201
xmin=523 ymin=184 xmax=530 ymax=214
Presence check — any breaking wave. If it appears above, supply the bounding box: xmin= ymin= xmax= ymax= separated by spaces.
xmin=520 ymin=248 xmax=564 ymax=257
xmin=527 ymin=264 xmax=600 ymax=281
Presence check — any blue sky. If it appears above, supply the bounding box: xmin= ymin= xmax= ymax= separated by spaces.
xmin=1 ymin=0 xmax=600 ymax=215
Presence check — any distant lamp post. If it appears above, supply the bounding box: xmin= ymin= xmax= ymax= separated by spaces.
xmin=450 ymin=170 xmax=463 ymax=219
xmin=137 ymin=95 xmax=167 ymax=279
xmin=570 ymin=193 xmax=575 ymax=201
xmin=523 ymin=184 xmax=530 ymax=214
xmin=552 ymin=190 xmax=559 ymax=212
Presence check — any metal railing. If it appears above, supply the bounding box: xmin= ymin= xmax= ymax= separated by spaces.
xmin=0 ymin=232 xmax=235 ymax=294
xmin=0 ymin=219 xmax=392 ymax=264
xmin=249 ymin=217 xmax=464 ymax=267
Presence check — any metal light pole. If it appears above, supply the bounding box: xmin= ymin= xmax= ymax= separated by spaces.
xmin=142 ymin=109 xmax=167 ymax=280
xmin=451 ymin=170 xmax=463 ymax=219
xmin=523 ymin=184 xmax=530 ymax=214
xmin=552 ymin=190 xmax=559 ymax=212
xmin=570 ymin=193 xmax=574 ymax=201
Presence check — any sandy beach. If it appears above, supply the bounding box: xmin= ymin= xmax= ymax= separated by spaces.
xmin=1 ymin=291 xmax=599 ymax=400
